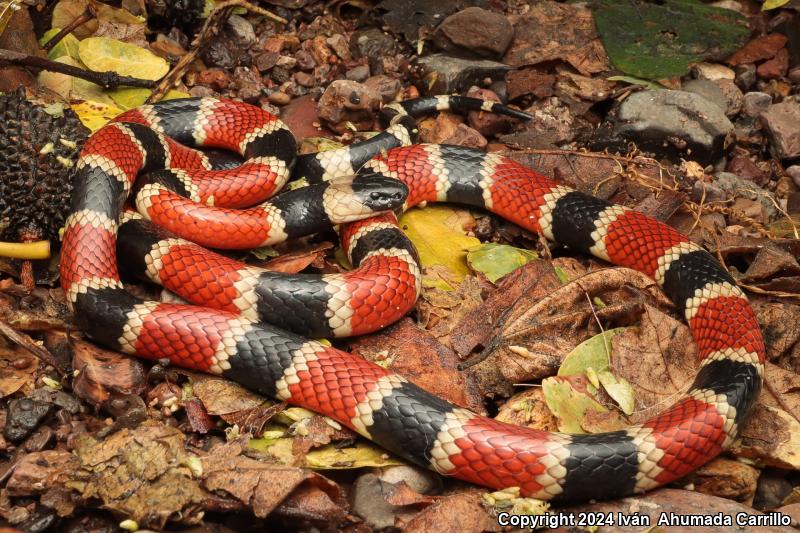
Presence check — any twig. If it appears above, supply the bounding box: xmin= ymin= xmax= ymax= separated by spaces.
xmin=0 ymin=48 xmax=155 ymax=89
xmin=42 ymin=4 xmax=96 ymax=52
xmin=0 ymin=320 xmax=64 ymax=375
xmin=147 ymin=0 xmax=287 ymax=103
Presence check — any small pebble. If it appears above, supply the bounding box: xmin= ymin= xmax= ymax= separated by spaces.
xmin=267 ymin=91 xmax=290 ymax=105
xmin=742 ymin=92 xmax=772 ymax=117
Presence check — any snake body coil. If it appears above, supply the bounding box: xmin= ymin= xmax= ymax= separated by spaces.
xmin=61 ymin=97 xmax=764 ymax=502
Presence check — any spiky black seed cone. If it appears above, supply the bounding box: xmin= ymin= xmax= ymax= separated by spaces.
xmin=0 ymin=88 xmax=89 ymax=243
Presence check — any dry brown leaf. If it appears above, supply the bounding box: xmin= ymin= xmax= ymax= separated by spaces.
xmin=732 ymin=404 xmax=800 ymax=470
xmin=612 ymin=305 xmax=697 ymax=424
xmin=401 ymin=489 xmax=499 ymax=533
xmin=503 ymin=2 xmax=610 ymax=75
xmin=73 ymin=421 xmax=206 ymax=528
xmin=201 ymin=440 xmax=344 ymax=519
xmin=72 ymin=339 xmax=146 ymax=406
xmin=348 ymin=318 xmax=485 ymax=414
xmin=188 ymin=372 xmax=267 ymax=416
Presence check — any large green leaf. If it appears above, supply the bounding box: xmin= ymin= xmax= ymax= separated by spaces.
xmin=593 ymin=0 xmax=749 ymax=80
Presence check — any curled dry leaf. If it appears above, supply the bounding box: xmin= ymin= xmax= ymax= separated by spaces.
xmin=202 ymin=440 xmax=345 ymax=519
xmin=732 ymin=403 xmax=800 ymax=470
xmin=494 ymin=387 xmax=559 ymax=431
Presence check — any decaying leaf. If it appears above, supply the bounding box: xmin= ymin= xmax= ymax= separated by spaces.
xmin=70 ymin=100 xmax=125 ymax=132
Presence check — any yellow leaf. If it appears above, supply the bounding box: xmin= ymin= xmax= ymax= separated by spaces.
xmin=304 ymin=441 xmax=404 ymax=469
xmin=37 ymin=56 xmax=117 ymax=106
xmin=762 ymin=0 xmax=790 ymax=10
xmin=39 ymin=28 xmax=81 ymax=61
xmin=70 ymin=100 xmax=124 ymax=132
xmin=52 ymin=0 xmax=99 ymax=39
xmin=107 ymin=87 xmax=189 ymax=110
xmin=79 ymin=36 xmax=169 ymax=80
xmin=398 ymin=205 xmax=479 ymax=289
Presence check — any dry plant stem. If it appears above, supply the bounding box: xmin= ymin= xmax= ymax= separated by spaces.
xmin=41 ymin=4 xmax=95 ymax=51
xmin=0 ymin=320 xmax=63 ymax=375
xmin=19 ymin=260 xmax=33 ymax=291
xmin=0 ymin=48 xmax=155 ymax=89
xmin=147 ymin=0 xmax=287 ymax=103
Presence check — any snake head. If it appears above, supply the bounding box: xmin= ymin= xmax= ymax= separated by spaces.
xmin=323 ymin=176 xmax=408 ymax=223
xmin=352 ymin=175 xmax=408 ymax=213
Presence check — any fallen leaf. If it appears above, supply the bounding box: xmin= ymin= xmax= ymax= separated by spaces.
xmin=70 ymin=100 xmax=125 ymax=132
xmin=467 ymin=243 xmax=539 ymax=283
xmin=542 ymin=375 xmax=610 ymax=433
xmin=593 ymin=0 xmax=749 ymax=79
xmin=78 ymin=36 xmax=169 ymax=80
xmin=403 ymin=489 xmax=498 ymax=533
xmin=51 ymin=0 xmax=99 ymax=39
xmin=399 ymin=205 xmax=479 ymax=289
xmin=39 ymin=28 xmax=81 ymax=61
xmin=733 ymin=404 xmax=800 ymax=470
xmin=107 ymin=87 xmax=190 ymax=110
xmin=72 ymin=339 xmax=147 ymax=406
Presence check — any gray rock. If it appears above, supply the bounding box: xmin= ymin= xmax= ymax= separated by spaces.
xmin=346 ymin=65 xmax=370 ymax=82
xmin=593 ymin=90 xmax=734 ymax=164
xmin=375 ymin=465 xmax=442 ymax=494
xmin=742 ymin=92 xmax=772 ymax=118
xmin=415 ymin=54 xmax=511 ymax=94
xmin=692 ymin=180 xmax=727 ymax=203
xmin=734 ymin=64 xmax=756 ymax=91
xmin=787 ymin=165 xmax=800 ymax=188
xmin=433 ymin=7 xmax=514 ymax=59
xmin=760 ymin=101 xmax=800 ymax=162
xmin=682 ymin=79 xmax=726 ymax=113
xmin=714 ymin=171 xmax=778 ymax=219
xmin=715 ymin=79 xmax=743 ymax=118
xmin=225 ymin=14 xmax=256 ymax=48
xmin=352 ymin=473 xmax=421 ymax=529
xmin=364 ymin=74 xmax=401 ymax=104
xmin=350 ymin=28 xmax=397 ymax=59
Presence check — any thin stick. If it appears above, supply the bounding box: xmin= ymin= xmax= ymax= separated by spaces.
xmin=42 ymin=4 xmax=95 ymax=52
xmin=0 ymin=48 xmax=155 ymax=89
xmin=0 ymin=320 xmax=64 ymax=375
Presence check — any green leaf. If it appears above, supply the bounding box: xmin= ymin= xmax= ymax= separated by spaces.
xmin=78 ymin=36 xmax=169 ymax=80
xmin=762 ymin=0 xmax=790 ymax=9
xmin=593 ymin=0 xmax=749 ymax=79
xmin=558 ymin=328 xmax=627 ymax=377
xmin=542 ymin=377 xmax=608 ymax=433
xmin=467 ymin=243 xmax=538 ymax=283
xmin=39 ymin=28 xmax=81 ymax=61
xmin=597 ymin=369 xmax=636 ymax=416
xmin=557 ymin=328 xmax=636 ymax=415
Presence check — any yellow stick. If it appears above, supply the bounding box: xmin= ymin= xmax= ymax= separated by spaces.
xmin=0 ymin=240 xmax=50 ymax=260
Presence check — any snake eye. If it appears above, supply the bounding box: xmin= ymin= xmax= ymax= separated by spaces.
xmin=370 ymin=191 xmax=381 ymax=201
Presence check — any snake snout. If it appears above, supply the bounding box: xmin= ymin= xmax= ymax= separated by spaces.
xmin=357 ymin=178 xmax=408 ymax=212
